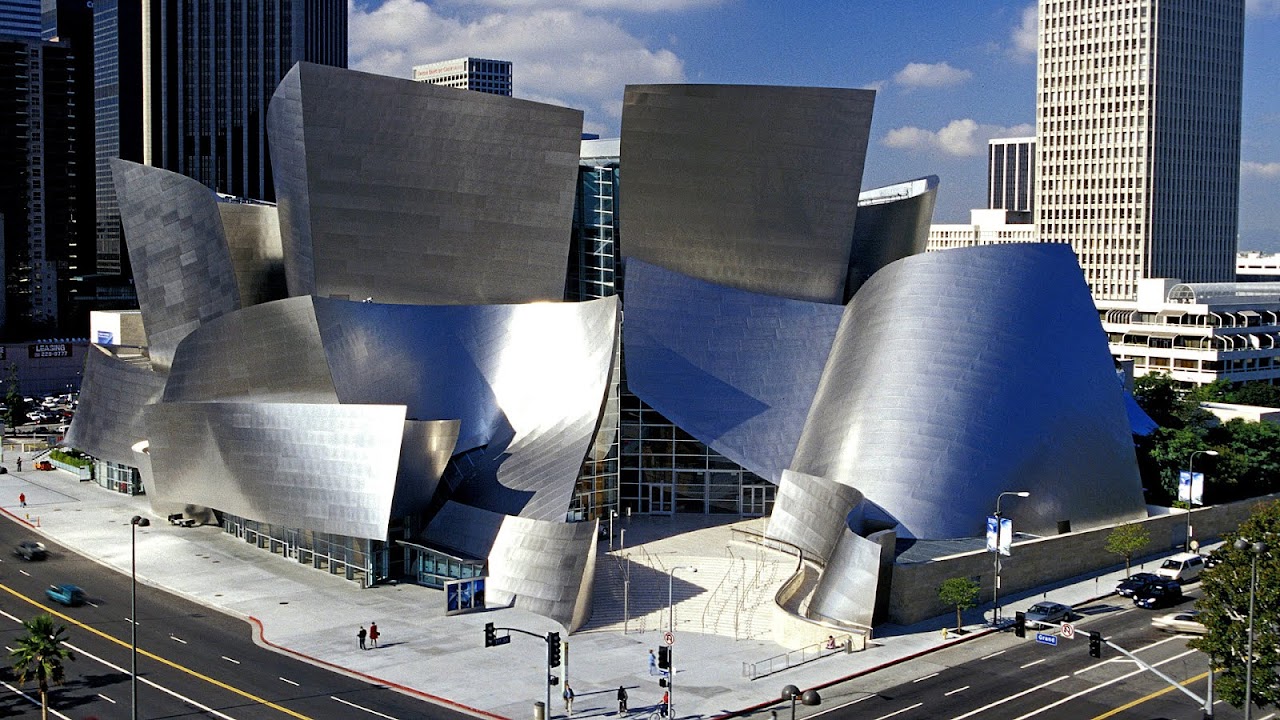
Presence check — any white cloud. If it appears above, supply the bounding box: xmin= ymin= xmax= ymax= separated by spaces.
xmin=444 ymin=0 xmax=727 ymax=10
xmin=348 ymin=0 xmax=687 ymax=135
xmin=1247 ymin=0 xmax=1280 ymax=16
xmin=1011 ymin=4 xmax=1038 ymax=57
xmin=892 ymin=61 xmax=972 ymax=89
xmin=882 ymin=119 xmax=1034 ymax=157
xmin=1244 ymin=161 xmax=1280 ymax=178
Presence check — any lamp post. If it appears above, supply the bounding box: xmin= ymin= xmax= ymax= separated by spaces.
xmin=130 ymin=515 xmax=150 ymax=720
xmin=1184 ymin=450 xmax=1219 ymax=552
xmin=992 ymin=491 xmax=1030 ymax=625
xmin=667 ymin=566 xmax=696 ymax=719
xmin=609 ymin=509 xmax=618 ymax=551
xmin=1233 ymin=537 xmax=1268 ymax=720
xmin=780 ymin=685 xmax=821 ymax=720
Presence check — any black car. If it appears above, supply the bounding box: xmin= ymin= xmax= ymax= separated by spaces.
xmin=13 ymin=540 xmax=47 ymax=561
xmin=1134 ymin=579 xmax=1183 ymax=609
xmin=1115 ymin=572 xmax=1161 ymax=598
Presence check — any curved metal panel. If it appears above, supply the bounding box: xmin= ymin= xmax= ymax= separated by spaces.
xmin=391 ymin=419 xmax=461 ymax=517
xmin=313 ymin=296 xmax=620 ymax=521
xmin=845 ymin=176 xmax=939 ymax=301
xmin=808 ymin=527 xmax=896 ymax=628
xmin=268 ymin=62 xmax=584 ymax=306
xmin=619 ymin=84 xmax=875 ymax=304
xmin=219 ymin=202 xmax=287 ymax=307
xmin=162 ymin=296 xmax=337 ymax=404
xmin=425 ymin=501 xmax=597 ymax=631
xmin=110 ymin=159 xmax=241 ymax=370
xmin=790 ymin=244 xmax=1146 ymax=539
xmin=63 ymin=345 xmax=166 ymax=467
xmin=765 ymin=469 xmax=862 ymax=564
xmin=622 ymin=259 xmax=841 ymax=483
xmin=143 ymin=401 xmax=407 ymax=540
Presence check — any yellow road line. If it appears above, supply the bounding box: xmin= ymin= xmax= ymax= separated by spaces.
xmin=0 ymin=582 xmax=313 ymax=720
xmin=1090 ymin=670 xmax=1209 ymax=719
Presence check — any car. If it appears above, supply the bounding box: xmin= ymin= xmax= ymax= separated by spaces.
xmin=13 ymin=540 xmax=47 ymax=561
xmin=1115 ymin=572 xmax=1162 ymax=598
xmin=1024 ymin=601 xmax=1072 ymax=626
xmin=1152 ymin=610 xmax=1207 ymax=634
xmin=44 ymin=584 xmax=85 ymax=607
xmin=1203 ymin=550 xmax=1224 ymax=569
xmin=1134 ymin=579 xmax=1183 ymax=609
xmin=1155 ymin=552 xmax=1205 ymax=583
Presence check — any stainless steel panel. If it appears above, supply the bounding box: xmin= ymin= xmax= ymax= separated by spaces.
xmin=111 ymin=159 xmax=242 ymax=370
xmin=219 ymin=202 xmax=287 ymax=307
xmin=619 ymin=84 xmax=875 ymax=304
xmin=790 ymin=244 xmax=1146 ymax=539
xmin=622 ymin=259 xmax=841 ymax=483
xmin=63 ymin=345 xmax=166 ymax=467
xmin=845 ymin=176 xmax=939 ymax=301
xmin=392 ymin=419 xmax=461 ymax=517
xmin=765 ymin=469 xmax=862 ymax=564
xmin=808 ymin=527 xmax=896 ymax=627
xmin=268 ymin=62 xmax=584 ymax=305
xmin=144 ymin=401 xmax=408 ymax=540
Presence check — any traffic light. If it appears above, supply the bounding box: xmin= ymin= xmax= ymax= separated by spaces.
xmin=1014 ymin=611 xmax=1026 ymax=638
xmin=484 ymin=622 xmax=496 ymax=648
xmin=1089 ymin=631 xmax=1102 ymax=658
xmin=547 ymin=632 xmax=562 ymax=668
xmin=659 ymin=677 xmax=668 ymax=688
xmin=658 ymin=645 xmax=671 ymax=670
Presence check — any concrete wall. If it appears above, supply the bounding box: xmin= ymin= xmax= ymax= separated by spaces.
xmin=887 ymin=494 xmax=1277 ymax=626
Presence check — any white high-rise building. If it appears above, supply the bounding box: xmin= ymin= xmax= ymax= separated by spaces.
xmin=412 ymin=57 xmax=512 ymax=96
xmin=1034 ymin=0 xmax=1244 ymax=301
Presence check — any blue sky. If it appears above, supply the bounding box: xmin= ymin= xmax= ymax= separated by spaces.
xmin=348 ymin=0 xmax=1280 ymax=251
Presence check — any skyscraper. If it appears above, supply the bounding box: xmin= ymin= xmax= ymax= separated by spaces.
xmin=1034 ymin=0 xmax=1243 ymax=300
xmin=988 ymin=136 xmax=1034 ymax=215
xmin=413 ymin=57 xmax=512 ymax=96
xmin=0 ymin=0 xmax=39 ymax=36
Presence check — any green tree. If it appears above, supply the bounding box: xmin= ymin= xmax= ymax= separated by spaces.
xmin=1105 ymin=522 xmax=1151 ymax=576
xmin=2 ymin=362 xmax=29 ymax=429
xmin=10 ymin=614 xmax=76 ymax=719
xmin=1133 ymin=372 xmax=1198 ymax=428
xmin=1139 ymin=427 xmax=1213 ymax=505
xmin=1193 ymin=500 xmax=1280 ymax=710
xmin=1208 ymin=419 xmax=1280 ymax=502
xmin=938 ymin=577 xmax=981 ymax=632
xmin=1226 ymin=382 xmax=1280 ymax=408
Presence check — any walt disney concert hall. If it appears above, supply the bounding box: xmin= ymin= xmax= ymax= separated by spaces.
xmin=68 ymin=65 xmax=1146 ymax=632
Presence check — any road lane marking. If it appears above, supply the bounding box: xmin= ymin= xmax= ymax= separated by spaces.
xmin=1020 ymin=659 xmax=1046 ymax=669
xmin=65 ymin=642 xmax=238 ymax=720
xmin=87 ymin=600 xmax=99 ymax=607
xmin=280 ymin=677 xmax=300 ymax=686
xmin=330 ymin=695 xmax=402 ymax=719
xmin=805 ymin=692 xmax=877 ymax=717
xmin=981 ymin=650 xmax=1006 ymax=660
xmin=913 ymin=672 xmax=939 ymax=683
xmin=171 ymin=635 xmax=188 ymax=644
xmin=1089 ymin=667 xmax=1207 ymax=719
xmin=223 ymin=656 xmax=242 ymax=665
xmin=944 ymin=686 xmax=969 ymax=696
xmin=1073 ymin=634 xmax=1188 ymax=675
xmin=97 ymin=693 xmax=116 ymax=703
xmin=871 ymin=703 xmax=922 ymax=720
xmin=949 ymin=675 xmax=1069 ymax=720
xmin=0 ymin=582 xmax=312 ymax=719
xmin=19 ymin=569 xmax=29 ymax=576
xmin=1014 ymin=648 xmax=1199 ymax=720
xmin=1 ymin=681 xmax=74 ymax=718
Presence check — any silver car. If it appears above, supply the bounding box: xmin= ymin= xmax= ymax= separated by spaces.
xmin=1151 ymin=610 xmax=1206 ymax=635
xmin=1024 ymin=601 xmax=1072 ymax=627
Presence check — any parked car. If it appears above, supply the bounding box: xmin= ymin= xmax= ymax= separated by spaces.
xmin=1134 ymin=579 xmax=1183 ymax=609
xmin=1203 ymin=550 xmax=1224 ymax=569
xmin=1155 ymin=552 xmax=1205 ymax=583
xmin=1152 ymin=610 xmax=1207 ymax=634
xmin=1115 ymin=572 xmax=1162 ymax=598
xmin=45 ymin=584 xmax=85 ymax=607
xmin=1024 ymin=601 xmax=1072 ymax=626
xmin=13 ymin=540 xmax=47 ymax=561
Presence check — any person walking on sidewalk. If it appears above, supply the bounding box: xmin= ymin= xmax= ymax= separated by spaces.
xmin=648 ymin=649 xmax=657 ymax=675
xmin=18 ymin=492 xmax=25 ymax=508
xmin=15 ymin=457 xmax=21 ymax=471
xmin=617 ymin=686 xmax=628 ymax=715
xmin=562 ymin=683 xmax=574 ymax=714
xmin=369 ymin=622 xmax=380 ymax=648
xmin=358 ymin=625 xmax=367 ymax=650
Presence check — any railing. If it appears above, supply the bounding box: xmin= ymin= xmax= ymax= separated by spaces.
xmin=741 ymin=634 xmax=854 ymax=679
xmin=47 ymin=457 xmax=92 ymax=480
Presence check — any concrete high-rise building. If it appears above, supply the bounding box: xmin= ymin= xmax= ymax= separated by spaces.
xmin=412 ymin=57 xmax=512 ymax=96
xmin=988 ymin=137 xmax=1034 ymax=215
xmin=1035 ymin=0 xmax=1244 ymax=301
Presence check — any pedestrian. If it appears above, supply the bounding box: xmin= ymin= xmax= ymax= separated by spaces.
xmin=660 ymin=690 xmax=669 ymax=717
xmin=825 ymin=635 xmax=836 ymax=650
xmin=18 ymin=492 xmax=25 ymax=508
xmin=648 ymin=648 xmax=657 ymax=675
xmin=15 ymin=457 xmax=21 ymax=471
xmin=617 ymin=685 xmax=628 ymax=715
xmin=563 ymin=683 xmax=575 ymax=714
xmin=358 ymin=625 xmax=367 ymax=650
xmin=369 ymin=622 xmax=379 ymax=648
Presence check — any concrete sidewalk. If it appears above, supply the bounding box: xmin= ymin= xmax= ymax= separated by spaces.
xmin=0 ymin=455 xmax=1167 ymax=720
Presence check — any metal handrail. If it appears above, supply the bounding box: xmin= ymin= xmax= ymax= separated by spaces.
xmin=741 ymin=634 xmax=857 ymax=679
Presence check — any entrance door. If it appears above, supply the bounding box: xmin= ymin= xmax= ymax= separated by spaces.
xmin=740 ymin=485 xmax=774 ymax=517
xmin=646 ymin=483 xmax=674 ymax=515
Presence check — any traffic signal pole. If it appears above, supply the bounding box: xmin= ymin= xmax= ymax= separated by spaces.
xmin=483 ymin=624 xmax=567 ymax=717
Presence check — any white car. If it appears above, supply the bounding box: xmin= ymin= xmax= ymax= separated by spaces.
xmin=1151 ymin=610 xmax=1206 ymax=635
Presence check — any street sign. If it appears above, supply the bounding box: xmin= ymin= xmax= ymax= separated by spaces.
xmin=664 ymin=631 xmax=675 ymax=646
xmin=1061 ymin=622 xmax=1075 ymax=639
xmin=1036 ymin=632 xmax=1059 ymax=646
xmin=494 ymin=635 xmax=511 ymax=646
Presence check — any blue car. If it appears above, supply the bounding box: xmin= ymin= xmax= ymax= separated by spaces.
xmin=45 ymin=584 xmax=85 ymax=607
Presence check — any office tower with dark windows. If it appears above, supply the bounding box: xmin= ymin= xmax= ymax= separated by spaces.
xmin=413 ymin=57 xmax=512 ymax=96
xmin=1035 ymin=0 xmax=1244 ymax=300
xmin=0 ymin=0 xmax=39 ymax=36
xmin=988 ymin=136 xmax=1034 ymax=215
xmin=92 ymin=0 xmax=143 ymax=276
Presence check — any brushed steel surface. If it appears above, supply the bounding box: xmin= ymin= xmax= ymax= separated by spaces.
xmin=619 ymin=84 xmax=875 ymax=304
xmin=63 ymin=346 xmax=166 ymax=468
xmin=219 ymin=202 xmax=287 ymax=307
xmin=808 ymin=527 xmax=896 ymax=627
xmin=268 ymin=62 xmax=584 ymax=305
xmin=392 ymin=419 xmax=461 ymax=517
xmin=765 ymin=469 xmax=862 ymax=564
xmin=845 ymin=176 xmax=939 ymax=301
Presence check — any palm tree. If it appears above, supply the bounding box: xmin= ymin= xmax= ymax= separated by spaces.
xmin=10 ymin=614 xmax=76 ymax=719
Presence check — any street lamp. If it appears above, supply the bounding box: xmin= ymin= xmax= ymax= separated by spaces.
xmin=1184 ymin=450 xmax=1219 ymax=552
xmin=1233 ymin=536 xmax=1268 ymax=720
xmin=992 ymin=491 xmax=1030 ymax=625
xmin=780 ymin=685 xmax=821 ymax=720
xmin=131 ymin=514 xmax=150 ymax=720
xmin=609 ymin=509 xmax=618 ymax=551
xmin=667 ymin=565 xmax=697 ymax=719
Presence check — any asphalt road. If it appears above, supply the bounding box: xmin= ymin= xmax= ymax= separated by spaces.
xmin=0 ymin=518 xmax=475 ymax=719
xmin=747 ymin=591 xmax=1266 ymax=720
